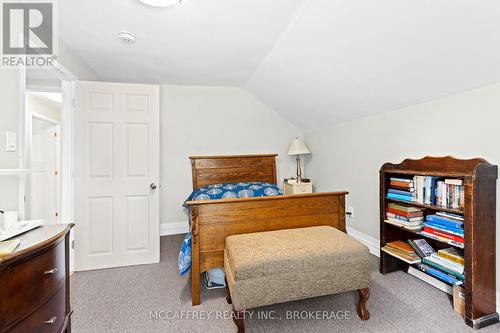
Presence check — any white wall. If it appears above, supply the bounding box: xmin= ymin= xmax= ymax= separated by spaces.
xmin=304 ymin=82 xmax=500 ymax=309
xmin=26 ymin=94 xmax=61 ymax=121
xmin=160 ymin=85 xmax=301 ymax=230
xmin=0 ymin=69 xmax=23 ymax=212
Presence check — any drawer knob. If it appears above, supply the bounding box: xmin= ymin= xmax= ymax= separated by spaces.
xmin=44 ymin=268 xmax=58 ymax=275
xmin=44 ymin=316 xmax=57 ymax=324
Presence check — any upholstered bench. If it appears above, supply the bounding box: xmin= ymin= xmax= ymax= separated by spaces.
xmin=224 ymin=226 xmax=371 ymax=332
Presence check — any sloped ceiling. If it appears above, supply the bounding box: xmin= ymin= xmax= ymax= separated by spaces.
xmin=58 ymin=0 xmax=304 ymax=85
xmin=59 ymin=0 xmax=500 ymax=130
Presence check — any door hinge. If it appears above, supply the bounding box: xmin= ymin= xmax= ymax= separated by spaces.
xmin=72 ymin=97 xmax=76 ymax=108
xmin=55 ymin=212 xmax=59 ymax=217
xmin=71 ymin=240 xmax=75 ymax=249
xmin=54 ymin=170 xmax=58 ymax=176
xmin=54 ymin=132 xmax=57 ymax=138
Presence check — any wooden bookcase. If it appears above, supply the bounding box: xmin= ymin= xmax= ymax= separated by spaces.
xmin=380 ymin=156 xmax=498 ymax=329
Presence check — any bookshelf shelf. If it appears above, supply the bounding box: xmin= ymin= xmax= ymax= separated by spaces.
xmin=380 ymin=156 xmax=498 ymax=329
xmin=385 ymin=197 xmax=464 ymax=214
xmin=384 ymin=222 xmax=464 ymax=249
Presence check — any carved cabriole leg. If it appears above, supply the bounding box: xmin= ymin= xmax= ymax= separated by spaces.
xmin=233 ymin=309 xmax=245 ymax=333
xmin=357 ymin=288 xmax=370 ymax=320
xmin=191 ymin=208 xmax=201 ymax=306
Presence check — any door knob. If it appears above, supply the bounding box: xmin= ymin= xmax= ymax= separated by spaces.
xmin=150 ymin=183 xmax=157 ymax=190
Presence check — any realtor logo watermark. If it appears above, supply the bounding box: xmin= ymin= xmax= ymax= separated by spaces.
xmin=1 ymin=0 xmax=57 ymax=67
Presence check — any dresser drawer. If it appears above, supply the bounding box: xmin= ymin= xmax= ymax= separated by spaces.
xmin=0 ymin=240 xmax=66 ymax=327
xmin=8 ymin=285 xmax=66 ymax=333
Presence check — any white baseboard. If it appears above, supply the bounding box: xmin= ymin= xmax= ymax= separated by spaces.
xmin=160 ymin=221 xmax=189 ymax=236
xmin=497 ymin=290 xmax=500 ymax=314
xmin=346 ymin=226 xmax=380 ymax=257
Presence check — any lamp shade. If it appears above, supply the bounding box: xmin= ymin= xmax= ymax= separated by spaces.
xmin=288 ymin=137 xmax=311 ymax=156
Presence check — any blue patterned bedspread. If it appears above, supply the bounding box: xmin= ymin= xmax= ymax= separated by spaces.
xmin=178 ymin=182 xmax=282 ymax=276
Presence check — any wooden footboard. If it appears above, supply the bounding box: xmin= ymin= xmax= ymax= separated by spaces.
xmin=186 ymin=191 xmax=348 ymax=305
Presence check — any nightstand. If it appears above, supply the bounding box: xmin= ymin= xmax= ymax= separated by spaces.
xmin=283 ymin=180 xmax=313 ymax=195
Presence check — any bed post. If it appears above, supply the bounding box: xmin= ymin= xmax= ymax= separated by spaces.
xmin=190 ymin=207 xmax=201 ymax=306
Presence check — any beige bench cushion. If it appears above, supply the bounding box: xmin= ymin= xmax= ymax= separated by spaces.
xmin=225 ymin=226 xmax=370 ymax=281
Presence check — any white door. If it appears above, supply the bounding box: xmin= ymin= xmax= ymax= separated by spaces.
xmin=74 ymin=81 xmax=160 ymax=271
xmin=30 ymin=117 xmax=59 ymax=224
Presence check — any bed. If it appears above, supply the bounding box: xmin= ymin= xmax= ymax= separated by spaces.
xmin=185 ymin=154 xmax=348 ymax=305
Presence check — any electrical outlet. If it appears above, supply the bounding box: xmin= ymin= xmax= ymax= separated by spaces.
xmin=346 ymin=206 xmax=354 ymax=218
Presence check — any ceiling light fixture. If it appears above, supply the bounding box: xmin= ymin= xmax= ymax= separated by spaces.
xmin=118 ymin=31 xmax=137 ymax=44
xmin=137 ymin=0 xmax=182 ymax=8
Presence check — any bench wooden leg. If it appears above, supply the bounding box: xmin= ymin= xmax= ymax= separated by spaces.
xmin=357 ymin=288 xmax=370 ymax=320
xmin=225 ymin=278 xmax=232 ymax=304
xmin=233 ymin=309 xmax=245 ymax=333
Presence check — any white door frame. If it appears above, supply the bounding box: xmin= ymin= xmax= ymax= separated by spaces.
xmin=21 ymin=63 xmax=78 ymax=270
xmin=28 ymin=113 xmax=61 ymax=223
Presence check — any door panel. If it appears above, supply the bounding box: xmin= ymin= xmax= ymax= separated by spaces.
xmin=74 ymin=81 xmax=160 ymax=271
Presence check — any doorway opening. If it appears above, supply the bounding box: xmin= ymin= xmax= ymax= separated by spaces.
xmin=25 ymin=91 xmax=62 ymax=224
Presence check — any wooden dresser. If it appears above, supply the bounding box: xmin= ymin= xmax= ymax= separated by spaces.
xmin=0 ymin=224 xmax=74 ymax=333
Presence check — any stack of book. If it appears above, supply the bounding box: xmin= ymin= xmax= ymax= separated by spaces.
xmin=386 ymin=177 xmax=414 ymax=202
xmin=413 ymin=176 xmax=464 ymax=209
xmin=409 ymin=239 xmax=464 ymax=287
xmin=421 ymin=212 xmax=464 ymax=247
xmin=436 ymin=179 xmax=464 ymax=209
xmin=381 ymin=240 xmax=421 ymax=264
xmin=385 ymin=203 xmax=424 ymax=230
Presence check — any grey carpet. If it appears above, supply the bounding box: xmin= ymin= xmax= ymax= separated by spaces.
xmin=71 ymin=234 xmax=499 ymax=333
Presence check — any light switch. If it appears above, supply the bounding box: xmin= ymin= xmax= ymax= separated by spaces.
xmin=6 ymin=131 xmax=16 ymax=152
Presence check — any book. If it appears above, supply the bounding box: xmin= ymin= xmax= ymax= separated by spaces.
xmin=415 ymin=264 xmax=463 ymax=287
xmin=387 ymin=193 xmax=414 ymax=202
xmin=436 ymin=211 xmax=464 ymax=221
xmin=386 ymin=213 xmax=423 ymax=223
xmin=408 ymin=266 xmax=454 ymax=295
xmin=0 ymin=238 xmax=20 ymax=256
xmin=423 ymin=222 xmax=464 ymax=237
xmin=408 ymin=239 xmax=435 ymax=258
xmin=386 ymin=207 xmax=423 ymax=218
xmin=390 ymin=177 xmax=413 ymax=183
xmin=426 ymin=215 xmax=464 ymax=229
xmin=384 ymin=219 xmax=423 ymax=230
xmin=445 ymin=179 xmax=463 ymax=186
xmin=438 ymin=247 xmax=464 ymax=265
xmin=423 ymin=227 xmax=464 ymax=243
xmin=387 ymin=203 xmax=423 ymax=213
xmin=388 ymin=189 xmax=414 ymax=197
xmin=390 ymin=180 xmax=414 ymax=188
xmin=381 ymin=246 xmax=421 ymax=264
xmin=427 ymin=253 xmax=464 ymax=274
xmin=390 ymin=185 xmax=415 ymax=192
xmin=422 ymin=258 xmax=464 ymax=280
xmin=385 ymin=240 xmax=415 ymax=254
xmin=419 ymin=231 xmax=464 ymax=248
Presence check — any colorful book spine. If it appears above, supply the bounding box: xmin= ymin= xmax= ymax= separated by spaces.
xmin=417 ymin=264 xmax=463 ymax=286
xmin=428 ymin=253 xmax=464 ymax=273
xmin=422 ymin=258 xmax=464 ymax=280
xmin=426 ymin=215 xmax=464 ymax=229
xmin=387 ymin=213 xmax=423 ymax=223
xmin=423 ymin=227 xmax=464 ymax=243
xmin=388 ymin=189 xmax=414 ymax=197
xmin=419 ymin=231 xmax=464 ymax=248
xmin=437 ymin=249 xmax=464 ymax=265
xmin=387 ymin=193 xmax=414 ymax=202
xmin=423 ymin=222 xmax=464 ymax=237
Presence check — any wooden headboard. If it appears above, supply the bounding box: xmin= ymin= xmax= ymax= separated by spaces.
xmin=189 ymin=154 xmax=278 ymax=189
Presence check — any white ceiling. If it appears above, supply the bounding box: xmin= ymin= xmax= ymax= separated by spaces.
xmin=58 ymin=0 xmax=304 ymax=85
xmin=59 ymin=0 xmax=500 ymax=130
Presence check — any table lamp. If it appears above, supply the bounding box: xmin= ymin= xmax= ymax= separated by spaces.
xmin=288 ymin=137 xmax=311 ymax=183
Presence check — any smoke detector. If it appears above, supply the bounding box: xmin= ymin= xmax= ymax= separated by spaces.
xmin=137 ymin=0 xmax=182 ymax=7
xmin=118 ymin=31 xmax=136 ymax=44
